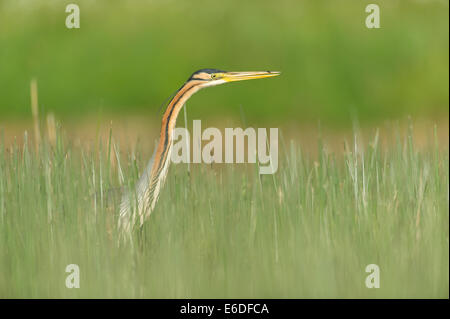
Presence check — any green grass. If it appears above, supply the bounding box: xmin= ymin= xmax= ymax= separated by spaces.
xmin=0 ymin=125 xmax=448 ymax=298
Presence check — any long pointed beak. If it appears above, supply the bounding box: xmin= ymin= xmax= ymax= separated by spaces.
xmin=223 ymin=71 xmax=281 ymax=82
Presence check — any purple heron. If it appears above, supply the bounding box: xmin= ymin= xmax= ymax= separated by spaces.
xmin=118 ymin=69 xmax=280 ymax=236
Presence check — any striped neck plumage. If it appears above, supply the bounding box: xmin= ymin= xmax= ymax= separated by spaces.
xmin=118 ymin=80 xmax=203 ymax=236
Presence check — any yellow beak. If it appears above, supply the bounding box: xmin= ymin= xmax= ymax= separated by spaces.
xmin=222 ymin=71 xmax=281 ymax=82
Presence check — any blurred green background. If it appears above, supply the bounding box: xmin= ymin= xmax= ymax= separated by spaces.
xmin=0 ymin=0 xmax=448 ymax=127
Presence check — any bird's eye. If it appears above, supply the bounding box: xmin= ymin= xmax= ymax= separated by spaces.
xmin=211 ymin=74 xmax=217 ymax=79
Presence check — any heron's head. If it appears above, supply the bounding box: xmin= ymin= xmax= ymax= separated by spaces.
xmin=188 ymin=69 xmax=280 ymax=88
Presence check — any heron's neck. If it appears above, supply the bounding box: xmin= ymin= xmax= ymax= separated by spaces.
xmin=161 ymin=81 xmax=201 ymax=136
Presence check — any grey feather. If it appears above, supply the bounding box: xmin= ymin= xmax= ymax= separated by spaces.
xmin=118 ymin=137 xmax=173 ymax=237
